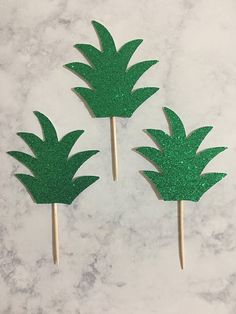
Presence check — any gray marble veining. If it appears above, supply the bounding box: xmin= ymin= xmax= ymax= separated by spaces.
xmin=0 ymin=0 xmax=236 ymax=313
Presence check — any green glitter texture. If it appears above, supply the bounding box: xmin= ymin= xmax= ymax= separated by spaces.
xmin=8 ymin=112 xmax=99 ymax=204
xmin=136 ymin=107 xmax=227 ymax=201
xmin=65 ymin=20 xmax=159 ymax=117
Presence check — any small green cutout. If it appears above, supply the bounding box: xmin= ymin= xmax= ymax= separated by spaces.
xmin=65 ymin=20 xmax=159 ymax=117
xmin=136 ymin=107 xmax=227 ymax=201
xmin=8 ymin=112 xmax=99 ymax=204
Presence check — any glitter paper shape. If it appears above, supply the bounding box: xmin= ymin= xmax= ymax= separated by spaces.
xmin=136 ymin=107 xmax=227 ymax=201
xmin=65 ymin=20 xmax=159 ymax=117
xmin=8 ymin=112 xmax=99 ymax=204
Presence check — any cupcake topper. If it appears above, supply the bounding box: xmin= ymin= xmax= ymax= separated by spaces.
xmin=8 ymin=111 xmax=99 ymax=265
xmin=136 ymin=107 xmax=227 ymax=269
xmin=65 ymin=20 xmax=159 ymax=180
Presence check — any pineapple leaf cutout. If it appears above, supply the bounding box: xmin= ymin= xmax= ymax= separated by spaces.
xmin=8 ymin=111 xmax=99 ymax=205
xmin=65 ymin=20 xmax=159 ymax=180
xmin=136 ymin=107 xmax=227 ymax=268
xmin=65 ymin=20 xmax=159 ymax=117
xmin=136 ymin=107 xmax=227 ymax=202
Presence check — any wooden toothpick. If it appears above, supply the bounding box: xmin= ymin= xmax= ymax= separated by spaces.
xmin=52 ymin=203 xmax=59 ymax=265
xmin=178 ymin=200 xmax=184 ymax=270
xmin=110 ymin=117 xmax=118 ymax=181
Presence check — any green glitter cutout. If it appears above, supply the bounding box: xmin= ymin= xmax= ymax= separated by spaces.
xmin=65 ymin=20 xmax=159 ymax=117
xmin=8 ymin=112 xmax=99 ymax=204
xmin=136 ymin=107 xmax=227 ymax=201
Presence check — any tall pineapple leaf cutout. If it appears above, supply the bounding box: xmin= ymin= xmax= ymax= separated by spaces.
xmin=65 ymin=20 xmax=159 ymax=180
xmin=8 ymin=111 xmax=99 ymax=265
xmin=136 ymin=107 xmax=227 ymax=269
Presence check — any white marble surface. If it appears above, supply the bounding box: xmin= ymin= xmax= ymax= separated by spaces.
xmin=0 ymin=0 xmax=236 ymax=313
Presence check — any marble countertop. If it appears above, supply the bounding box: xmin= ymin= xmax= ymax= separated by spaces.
xmin=0 ymin=0 xmax=236 ymax=313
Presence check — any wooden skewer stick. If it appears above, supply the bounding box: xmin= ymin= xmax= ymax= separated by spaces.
xmin=110 ymin=116 xmax=118 ymax=181
xmin=52 ymin=203 xmax=59 ymax=265
xmin=177 ymin=200 xmax=184 ymax=270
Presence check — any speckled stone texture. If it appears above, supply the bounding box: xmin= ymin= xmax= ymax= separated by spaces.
xmin=0 ymin=0 xmax=235 ymax=313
